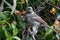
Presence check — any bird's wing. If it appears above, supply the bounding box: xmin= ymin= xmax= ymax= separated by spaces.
xmin=30 ymin=14 xmax=47 ymax=25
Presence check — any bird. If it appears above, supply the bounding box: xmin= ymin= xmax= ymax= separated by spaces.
xmin=25 ymin=7 xmax=47 ymax=25
xmin=25 ymin=7 xmax=57 ymax=40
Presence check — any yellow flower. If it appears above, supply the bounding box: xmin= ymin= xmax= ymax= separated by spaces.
xmin=50 ymin=7 xmax=56 ymax=14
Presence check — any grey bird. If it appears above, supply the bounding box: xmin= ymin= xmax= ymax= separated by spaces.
xmin=25 ymin=7 xmax=58 ymax=40
xmin=25 ymin=7 xmax=52 ymax=40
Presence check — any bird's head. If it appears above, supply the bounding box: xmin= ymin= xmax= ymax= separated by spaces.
xmin=26 ymin=7 xmax=33 ymax=13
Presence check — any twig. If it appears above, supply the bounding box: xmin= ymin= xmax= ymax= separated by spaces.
xmin=46 ymin=2 xmax=60 ymax=10
xmin=22 ymin=30 xmax=26 ymax=40
xmin=44 ymin=25 xmax=60 ymax=37
xmin=37 ymin=0 xmax=45 ymax=6
xmin=2 ymin=0 xmax=60 ymax=37
xmin=34 ymin=1 xmax=45 ymax=13
xmin=35 ymin=7 xmax=45 ymax=13
xmin=0 ymin=0 xmax=4 ymax=12
xmin=3 ymin=0 xmax=12 ymax=7
xmin=11 ymin=0 xmax=17 ymax=15
xmin=3 ymin=0 xmax=17 ymax=11
xmin=26 ymin=25 xmax=31 ymax=40
xmin=3 ymin=0 xmax=25 ymax=21
xmin=44 ymin=9 xmax=57 ymax=20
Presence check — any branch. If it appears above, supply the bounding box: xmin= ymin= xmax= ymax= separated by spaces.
xmin=3 ymin=0 xmax=12 ymax=7
xmin=46 ymin=2 xmax=60 ymax=10
xmin=3 ymin=0 xmax=17 ymax=11
xmin=34 ymin=1 xmax=45 ymax=13
xmin=11 ymin=0 xmax=17 ymax=15
xmin=34 ymin=7 xmax=45 ymax=13
xmin=0 ymin=0 xmax=4 ymax=12
xmin=41 ymin=24 xmax=60 ymax=38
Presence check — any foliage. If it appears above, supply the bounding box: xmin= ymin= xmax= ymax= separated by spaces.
xmin=0 ymin=0 xmax=60 ymax=40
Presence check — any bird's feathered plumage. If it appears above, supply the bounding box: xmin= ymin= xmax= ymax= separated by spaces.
xmin=25 ymin=7 xmax=48 ymax=40
xmin=26 ymin=7 xmax=47 ymax=25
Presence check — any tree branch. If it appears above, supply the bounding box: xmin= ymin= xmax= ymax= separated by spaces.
xmin=0 ymin=0 xmax=4 ymax=12
xmin=46 ymin=2 xmax=60 ymax=10
xmin=11 ymin=0 xmax=17 ymax=15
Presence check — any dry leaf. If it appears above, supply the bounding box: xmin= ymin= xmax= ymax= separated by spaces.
xmin=53 ymin=20 xmax=60 ymax=34
xmin=21 ymin=10 xmax=26 ymax=14
xmin=56 ymin=30 xmax=60 ymax=34
xmin=53 ymin=20 xmax=59 ymax=26
xmin=16 ymin=11 xmax=21 ymax=16
xmin=21 ymin=0 xmax=25 ymax=4
xmin=16 ymin=10 xmax=26 ymax=16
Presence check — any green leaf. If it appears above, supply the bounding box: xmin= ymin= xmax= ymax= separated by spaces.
xmin=51 ymin=0 xmax=56 ymax=5
xmin=11 ymin=21 xmax=18 ymax=36
xmin=0 ymin=11 xmax=10 ymax=21
xmin=12 ymin=36 xmax=21 ymax=40
xmin=28 ymin=37 xmax=33 ymax=40
xmin=17 ymin=16 xmax=26 ymax=29
xmin=17 ymin=2 xmax=23 ymax=10
xmin=26 ymin=0 xmax=28 ymax=5
xmin=58 ymin=0 xmax=60 ymax=5
xmin=2 ymin=26 xmax=12 ymax=40
xmin=44 ymin=26 xmax=54 ymax=39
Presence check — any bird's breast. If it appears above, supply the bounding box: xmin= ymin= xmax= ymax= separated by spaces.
xmin=34 ymin=21 xmax=40 ymax=25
